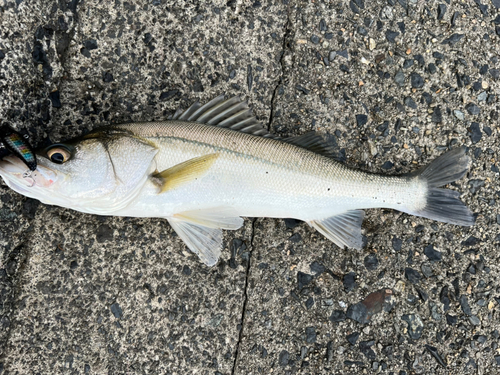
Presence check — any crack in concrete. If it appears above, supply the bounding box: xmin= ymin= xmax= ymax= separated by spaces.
xmin=231 ymin=217 xmax=257 ymax=375
xmin=232 ymin=6 xmax=295 ymax=372
xmin=267 ymin=1 xmax=294 ymax=131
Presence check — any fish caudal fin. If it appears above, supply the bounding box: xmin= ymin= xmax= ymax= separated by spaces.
xmin=407 ymin=147 xmax=475 ymax=226
xmin=310 ymin=210 xmax=365 ymax=249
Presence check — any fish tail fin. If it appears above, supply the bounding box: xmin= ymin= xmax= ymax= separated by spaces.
xmin=405 ymin=147 xmax=475 ymax=226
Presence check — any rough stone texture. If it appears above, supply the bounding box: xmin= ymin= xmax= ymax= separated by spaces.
xmin=0 ymin=0 xmax=499 ymax=374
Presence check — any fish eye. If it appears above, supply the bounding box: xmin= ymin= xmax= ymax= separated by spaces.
xmin=46 ymin=146 xmax=71 ymax=164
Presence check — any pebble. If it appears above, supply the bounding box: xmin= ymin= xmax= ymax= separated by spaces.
xmin=110 ymin=302 xmax=123 ymax=319
xmin=405 ymin=268 xmax=422 ymax=284
xmin=346 ymin=302 xmax=368 ymax=324
xmin=309 ymin=261 xmax=325 ymax=275
xmin=453 ymin=110 xmax=464 ymax=120
xmin=446 ymin=314 xmax=457 ymax=325
xmin=394 ymin=70 xmax=405 ymax=87
xmin=330 ymin=310 xmax=346 ymax=323
xmin=431 ymin=106 xmax=442 ymax=123
xmin=402 ymin=314 xmax=424 ymax=340
xmin=404 ymin=97 xmax=417 ymax=109
xmin=403 ymin=59 xmax=414 ymax=69
xmin=441 ymin=33 xmax=464 ymax=46
xmin=356 ymin=114 xmax=368 ymax=127
xmin=465 ymin=103 xmax=480 ymax=115
xmin=297 ymin=272 xmax=314 ymax=289
xmin=284 ymin=218 xmax=301 ymax=229
xmin=469 ymin=122 xmax=482 ymax=143
xmin=410 ymin=73 xmax=424 ymax=88
xmin=381 ymin=161 xmax=394 ymax=170
xmin=420 ymin=263 xmax=434 ymax=278
xmin=343 ymin=272 xmax=356 ymax=292
xmin=347 ymin=332 xmax=360 ymax=345
xmin=49 ymin=91 xmax=62 ymax=108
xmin=305 ymin=326 xmax=317 ymax=343
xmin=310 ymin=35 xmax=320 ymax=44
xmin=459 ymin=295 xmax=472 ymax=316
xmin=477 ymin=91 xmax=487 ymax=101
xmin=424 ymin=244 xmax=442 ymax=262
xmin=328 ymin=51 xmax=336 ymax=62
xmin=359 ymin=340 xmax=376 ymax=359
xmin=469 ymin=316 xmax=481 ymax=326
xmin=429 ymin=302 xmax=442 ymax=321
xmin=337 ymin=49 xmax=348 ymax=59
xmin=369 ymin=38 xmax=376 ymax=50
xmin=386 ymin=30 xmax=399 ymax=43
xmin=425 ymin=345 xmax=446 ymax=367
xmin=364 ymin=254 xmax=379 ymax=271
xmin=437 ymin=4 xmax=447 ymax=20
xmin=279 ymin=350 xmax=289 ymax=366
xmin=392 ymin=237 xmax=403 ymax=251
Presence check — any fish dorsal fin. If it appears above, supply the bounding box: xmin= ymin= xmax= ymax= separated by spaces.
xmin=309 ymin=210 xmax=365 ymax=249
xmin=284 ymin=132 xmax=339 ymax=160
xmin=153 ymin=154 xmax=219 ymax=193
xmin=172 ymin=95 xmax=275 ymax=138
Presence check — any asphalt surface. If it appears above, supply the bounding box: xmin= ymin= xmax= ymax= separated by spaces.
xmin=1 ymin=0 xmax=499 ymax=374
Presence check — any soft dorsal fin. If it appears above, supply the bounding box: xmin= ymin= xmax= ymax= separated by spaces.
xmin=171 ymin=95 xmax=275 ymax=138
xmin=153 ymin=154 xmax=219 ymax=193
xmin=309 ymin=210 xmax=365 ymax=249
xmin=284 ymin=132 xmax=339 ymax=159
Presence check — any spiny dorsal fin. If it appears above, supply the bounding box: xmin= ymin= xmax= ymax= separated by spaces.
xmin=172 ymin=95 xmax=275 ymax=138
xmin=153 ymin=154 xmax=219 ymax=193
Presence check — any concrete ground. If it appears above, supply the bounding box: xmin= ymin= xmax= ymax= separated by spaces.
xmin=0 ymin=0 xmax=499 ymax=373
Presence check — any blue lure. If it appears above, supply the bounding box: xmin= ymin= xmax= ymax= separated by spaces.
xmin=0 ymin=124 xmax=37 ymax=171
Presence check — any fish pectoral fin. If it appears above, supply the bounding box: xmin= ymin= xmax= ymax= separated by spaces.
xmin=153 ymin=153 xmax=219 ymax=193
xmin=173 ymin=207 xmax=244 ymax=230
xmin=168 ymin=218 xmax=224 ymax=267
xmin=309 ymin=210 xmax=365 ymax=250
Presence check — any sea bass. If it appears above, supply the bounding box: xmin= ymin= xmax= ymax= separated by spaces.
xmin=0 ymin=96 xmax=474 ymax=266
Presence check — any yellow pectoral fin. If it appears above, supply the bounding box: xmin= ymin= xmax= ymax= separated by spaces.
xmin=154 ymin=153 xmax=219 ymax=193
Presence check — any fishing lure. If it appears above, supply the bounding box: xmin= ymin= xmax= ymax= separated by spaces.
xmin=0 ymin=124 xmax=37 ymax=171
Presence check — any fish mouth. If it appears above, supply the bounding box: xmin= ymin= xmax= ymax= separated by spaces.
xmin=0 ymin=155 xmax=58 ymax=200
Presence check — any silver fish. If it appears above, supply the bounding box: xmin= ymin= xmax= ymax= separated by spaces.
xmin=0 ymin=95 xmax=474 ymax=266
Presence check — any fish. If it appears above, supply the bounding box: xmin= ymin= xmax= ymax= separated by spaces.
xmin=0 ymin=95 xmax=474 ymax=266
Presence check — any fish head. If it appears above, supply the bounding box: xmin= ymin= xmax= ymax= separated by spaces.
xmin=0 ymin=128 xmax=158 ymax=214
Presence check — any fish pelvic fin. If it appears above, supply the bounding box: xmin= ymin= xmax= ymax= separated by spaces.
xmin=406 ymin=147 xmax=475 ymax=226
xmin=168 ymin=207 xmax=244 ymax=266
xmin=153 ymin=153 xmax=219 ymax=193
xmin=309 ymin=210 xmax=365 ymax=250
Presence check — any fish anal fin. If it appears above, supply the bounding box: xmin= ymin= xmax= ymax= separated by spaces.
xmin=173 ymin=207 xmax=244 ymax=230
xmin=168 ymin=218 xmax=223 ymax=267
xmin=153 ymin=153 xmax=219 ymax=193
xmin=310 ymin=210 xmax=365 ymax=249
